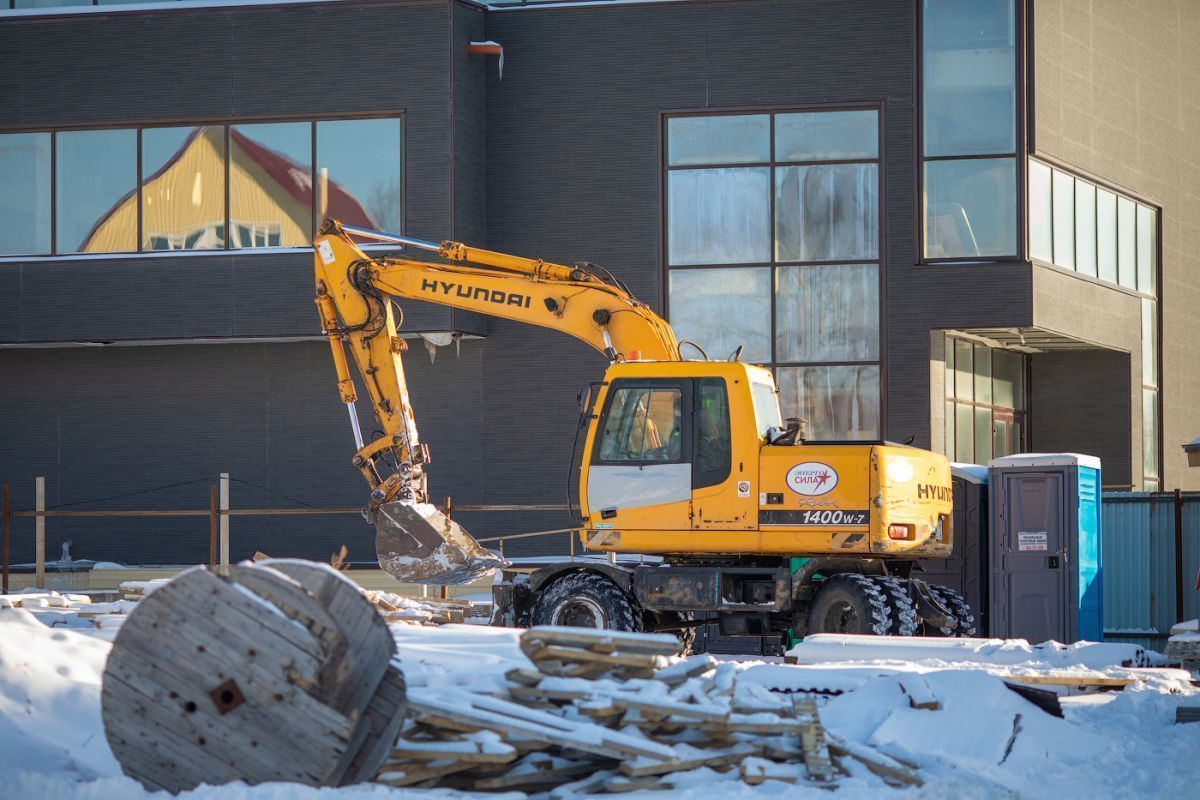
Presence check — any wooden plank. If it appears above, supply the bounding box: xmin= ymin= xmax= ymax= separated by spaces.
xmin=473 ymin=759 xmax=598 ymax=789
xmin=826 ymin=735 xmax=922 ymax=787
xmin=619 ymin=743 xmax=757 ymax=777
xmin=522 ymin=626 xmax=681 ymax=655
xmin=377 ymin=760 xmax=478 ymax=787
xmin=998 ymin=674 xmax=1135 ymax=688
xmin=897 ymin=674 xmax=940 ymax=710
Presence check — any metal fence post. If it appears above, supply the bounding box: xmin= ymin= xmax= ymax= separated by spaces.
xmin=209 ymin=486 xmax=218 ymax=567
xmin=35 ymin=476 xmax=45 ymax=589
xmin=219 ymin=473 xmax=230 ymax=575
xmin=1175 ymin=489 xmax=1185 ymax=622
xmin=2 ymin=485 xmax=9 ymax=594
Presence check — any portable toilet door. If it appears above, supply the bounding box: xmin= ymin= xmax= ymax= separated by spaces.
xmin=988 ymin=453 xmax=1103 ymax=644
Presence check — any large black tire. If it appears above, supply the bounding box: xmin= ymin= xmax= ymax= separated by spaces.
xmin=923 ymin=584 xmax=978 ymax=637
xmin=652 ymin=611 xmax=697 ymax=656
xmin=873 ymin=576 xmax=920 ymax=636
xmin=808 ymin=573 xmax=912 ymax=636
xmin=530 ymin=571 xmax=642 ymax=632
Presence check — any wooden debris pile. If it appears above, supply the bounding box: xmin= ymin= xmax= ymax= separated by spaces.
xmin=364 ymin=590 xmax=480 ymax=626
xmin=376 ymin=626 xmax=922 ymax=794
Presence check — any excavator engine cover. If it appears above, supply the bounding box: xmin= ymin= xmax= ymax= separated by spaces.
xmin=373 ymin=501 xmax=507 ymax=585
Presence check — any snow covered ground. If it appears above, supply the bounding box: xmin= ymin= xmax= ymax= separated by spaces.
xmin=1 ymin=603 xmax=1199 ymax=799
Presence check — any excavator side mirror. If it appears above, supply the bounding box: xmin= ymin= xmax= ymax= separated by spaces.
xmin=729 ymin=344 xmax=744 ymax=362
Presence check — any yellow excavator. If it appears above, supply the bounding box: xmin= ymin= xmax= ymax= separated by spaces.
xmin=313 ymin=220 xmax=973 ymax=643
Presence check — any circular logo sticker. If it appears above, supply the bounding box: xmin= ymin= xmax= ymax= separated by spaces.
xmin=786 ymin=462 xmax=839 ymax=496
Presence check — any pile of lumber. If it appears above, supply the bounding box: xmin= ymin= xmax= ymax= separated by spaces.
xmin=364 ymin=590 xmax=478 ymax=626
xmin=376 ymin=626 xmax=922 ymax=794
xmin=117 ymin=578 xmax=171 ymax=601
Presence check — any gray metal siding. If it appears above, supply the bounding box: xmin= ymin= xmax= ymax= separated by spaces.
xmin=0 ymin=1 xmax=463 ymax=343
xmin=1101 ymin=492 xmax=1200 ymax=650
xmin=0 ymin=339 xmax=488 ymax=566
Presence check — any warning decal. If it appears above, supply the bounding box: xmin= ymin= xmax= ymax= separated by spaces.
xmin=1018 ymin=531 xmax=1049 ymax=552
xmin=737 ymin=480 xmax=751 ymax=498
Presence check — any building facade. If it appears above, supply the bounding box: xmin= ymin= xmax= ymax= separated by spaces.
xmin=1 ymin=0 xmax=1196 ymax=566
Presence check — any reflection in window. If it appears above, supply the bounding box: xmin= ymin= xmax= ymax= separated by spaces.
xmin=775 ymin=264 xmax=878 ymax=362
xmin=1136 ymin=205 xmax=1155 ymax=293
xmin=0 ymin=132 xmax=51 ymax=256
xmin=943 ymin=335 xmax=1026 ymax=462
xmin=1096 ymin=189 xmax=1117 ymax=283
xmin=924 ymin=157 xmax=1016 ymax=258
xmin=142 ymin=126 xmax=226 ymax=251
xmin=668 ymin=267 xmax=770 ymax=362
xmin=777 ymin=365 xmax=879 ymax=441
xmin=667 ymin=115 xmax=770 ymax=166
xmin=1027 ymin=160 xmax=1052 ymax=263
xmin=1074 ymin=181 xmax=1097 ymax=277
xmin=775 ymin=164 xmax=878 ymax=262
xmin=57 ymin=129 xmax=137 ymax=254
xmin=1117 ymin=197 xmax=1136 ymax=289
xmin=1052 ymin=170 xmax=1075 ymax=268
xmin=316 ymin=118 xmax=402 ymax=232
xmin=665 ymin=109 xmax=881 ymax=439
xmin=1143 ymin=389 xmax=1159 ymax=483
xmin=230 ymin=122 xmax=312 ymax=248
xmin=922 ymin=0 xmax=1016 ymax=157
xmin=775 ymin=111 xmax=878 ymax=162
xmin=668 ymin=168 xmax=770 ymax=265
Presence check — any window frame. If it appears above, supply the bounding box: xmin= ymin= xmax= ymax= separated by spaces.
xmin=943 ymin=334 xmax=1030 ymax=463
xmin=0 ymin=110 xmax=406 ymax=259
xmin=592 ymin=379 xmax=692 ymax=468
xmin=916 ymin=0 xmax=1026 ymax=264
xmin=659 ymin=103 xmax=887 ymax=439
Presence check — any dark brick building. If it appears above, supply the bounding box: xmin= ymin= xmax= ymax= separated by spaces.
xmin=0 ymin=0 xmax=1195 ymax=566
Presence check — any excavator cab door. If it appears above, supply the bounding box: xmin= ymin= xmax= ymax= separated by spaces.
xmin=586 ymin=378 xmax=694 ymax=530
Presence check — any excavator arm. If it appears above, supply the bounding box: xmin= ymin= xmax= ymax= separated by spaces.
xmin=312 ymin=219 xmax=679 ymax=583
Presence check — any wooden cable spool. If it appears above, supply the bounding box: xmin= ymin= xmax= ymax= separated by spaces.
xmin=101 ymin=560 xmax=406 ymax=792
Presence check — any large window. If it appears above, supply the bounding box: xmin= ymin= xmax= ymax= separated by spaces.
xmin=943 ymin=336 xmax=1027 ymax=464
xmin=0 ymin=115 xmax=403 ymax=257
xmin=665 ymin=109 xmax=882 ymax=440
xmin=921 ymin=0 xmax=1018 ymax=259
xmin=0 ymin=132 xmax=51 ymax=255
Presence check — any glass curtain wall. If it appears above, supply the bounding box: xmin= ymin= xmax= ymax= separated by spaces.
xmin=943 ymin=335 xmax=1027 ymax=463
xmin=0 ymin=116 xmax=403 ymax=256
xmin=1028 ymin=158 xmax=1162 ymax=488
xmin=665 ymin=109 xmax=882 ymax=440
xmin=921 ymin=0 xmax=1018 ymax=260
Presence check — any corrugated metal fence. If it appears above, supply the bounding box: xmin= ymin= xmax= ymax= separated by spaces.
xmin=1102 ymin=491 xmax=1200 ymax=650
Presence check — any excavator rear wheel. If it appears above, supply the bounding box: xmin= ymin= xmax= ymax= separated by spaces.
xmin=808 ymin=573 xmax=914 ymax=636
xmin=922 ymin=584 xmax=978 ymax=637
xmin=530 ymin=571 xmax=643 ymax=632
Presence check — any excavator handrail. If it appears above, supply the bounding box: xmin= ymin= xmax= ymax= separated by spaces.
xmin=338 ymin=224 xmax=443 ymax=253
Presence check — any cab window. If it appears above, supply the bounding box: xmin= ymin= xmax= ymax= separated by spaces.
xmin=751 ymin=381 xmax=783 ymax=439
xmin=598 ymin=387 xmax=682 ymax=462
xmin=695 ymin=378 xmax=731 ymax=487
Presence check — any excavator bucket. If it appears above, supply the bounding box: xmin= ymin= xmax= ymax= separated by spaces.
xmin=372 ymin=501 xmax=508 ymax=585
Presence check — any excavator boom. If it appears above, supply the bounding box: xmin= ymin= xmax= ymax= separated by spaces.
xmin=313 ymin=219 xmax=679 ymax=583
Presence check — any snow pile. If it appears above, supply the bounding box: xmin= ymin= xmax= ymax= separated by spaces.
xmin=0 ymin=608 xmax=1198 ymax=799
xmin=789 ymin=633 xmax=1152 ymax=670
xmin=0 ymin=608 xmax=121 ymax=780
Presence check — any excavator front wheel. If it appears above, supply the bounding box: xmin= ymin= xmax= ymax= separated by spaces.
xmin=530 ymin=572 xmax=642 ymax=632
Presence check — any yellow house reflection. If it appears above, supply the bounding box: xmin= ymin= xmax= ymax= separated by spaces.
xmin=82 ymin=127 xmax=375 ymax=252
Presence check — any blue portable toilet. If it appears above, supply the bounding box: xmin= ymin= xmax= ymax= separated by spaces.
xmin=988 ymin=454 xmax=1103 ymax=644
